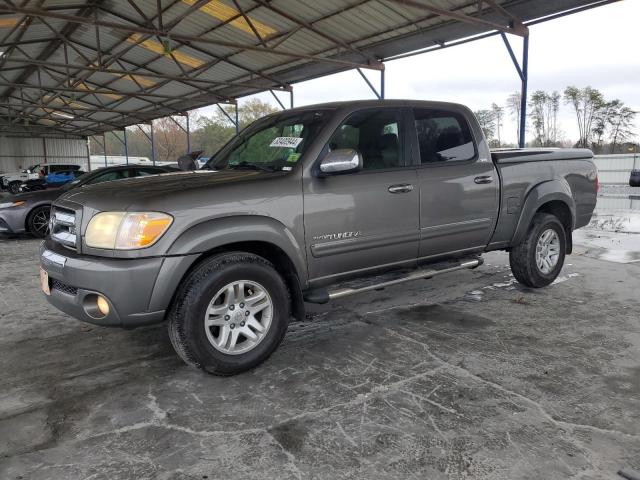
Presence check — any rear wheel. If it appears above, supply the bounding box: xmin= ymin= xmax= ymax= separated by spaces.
xmin=509 ymin=213 xmax=566 ymax=288
xmin=168 ymin=252 xmax=290 ymax=375
xmin=27 ymin=205 xmax=51 ymax=238
xmin=8 ymin=181 xmax=21 ymax=194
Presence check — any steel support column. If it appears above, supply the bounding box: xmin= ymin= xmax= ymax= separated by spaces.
xmin=123 ymin=128 xmax=128 ymax=164
xmin=150 ymin=121 xmax=156 ymax=165
xmin=380 ymin=67 xmax=385 ymax=99
xmin=519 ymin=35 xmax=529 ymax=148
xmin=501 ymin=32 xmax=529 ymax=148
xmin=185 ymin=114 xmax=191 ymax=154
xmin=85 ymin=136 xmax=91 ymax=171
xmin=357 ymin=67 xmax=382 ymax=100
xmin=102 ymin=133 xmax=107 ymax=167
xmin=235 ymin=104 xmax=239 ymax=135
xmin=290 ymin=90 xmax=294 ymax=109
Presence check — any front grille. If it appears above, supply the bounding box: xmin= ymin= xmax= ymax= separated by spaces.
xmin=50 ymin=207 xmax=77 ymax=250
xmin=51 ymin=278 xmax=78 ymax=296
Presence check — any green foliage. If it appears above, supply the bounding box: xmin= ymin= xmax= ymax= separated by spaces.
xmin=474 ymin=109 xmax=496 ymax=141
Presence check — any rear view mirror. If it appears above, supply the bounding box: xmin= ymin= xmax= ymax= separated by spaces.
xmin=319 ymin=149 xmax=362 ymax=175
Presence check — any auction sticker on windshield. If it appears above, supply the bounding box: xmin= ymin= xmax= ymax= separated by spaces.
xmin=270 ymin=137 xmax=303 ymax=148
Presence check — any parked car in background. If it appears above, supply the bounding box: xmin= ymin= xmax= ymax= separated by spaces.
xmin=20 ymin=170 xmax=85 ymax=192
xmin=40 ymin=100 xmax=598 ymax=375
xmin=0 ymin=164 xmax=175 ymax=238
xmin=1 ymin=163 xmax=82 ymax=194
xmin=630 ymin=169 xmax=640 ymax=187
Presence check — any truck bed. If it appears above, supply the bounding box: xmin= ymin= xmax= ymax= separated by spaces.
xmin=487 ymin=148 xmax=598 ymax=250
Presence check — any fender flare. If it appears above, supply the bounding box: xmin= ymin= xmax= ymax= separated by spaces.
xmin=166 ymin=215 xmax=308 ymax=283
xmin=511 ymin=179 xmax=576 ymax=246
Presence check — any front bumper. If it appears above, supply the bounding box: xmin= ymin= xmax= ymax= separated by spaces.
xmin=0 ymin=206 xmax=28 ymax=234
xmin=40 ymin=241 xmax=199 ymax=328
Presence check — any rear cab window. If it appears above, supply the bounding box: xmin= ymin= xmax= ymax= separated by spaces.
xmin=412 ymin=109 xmax=477 ymax=164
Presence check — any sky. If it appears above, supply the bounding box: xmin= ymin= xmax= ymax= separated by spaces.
xmin=198 ymin=0 xmax=640 ymax=146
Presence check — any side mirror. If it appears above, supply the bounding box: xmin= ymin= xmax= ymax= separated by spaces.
xmin=177 ymin=154 xmax=197 ymax=171
xmin=319 ymin=149 xmax=362 ymax=175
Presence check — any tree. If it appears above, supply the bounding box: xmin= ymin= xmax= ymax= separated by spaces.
xmin=474 ymin=109 xmax=496 ymax=142
xmin=506 ymin=92 xmax=522 ymax=142
xmin=192 ymin=99 xmax=279 ymax=155
xmin=491 ymin=103 xmax=504 ymax=147
xmin=563 ymin=86 xmax=605 ymax=148
xmin=608 ymin=105 xmax=636 ymax=152
xmin=592 ymin=99 xmax=620 ymax=152
xmin=528 ymin=90 xmax=561 ymax=147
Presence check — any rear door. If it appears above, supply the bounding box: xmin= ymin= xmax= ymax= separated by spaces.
xmin=411 ymin=107 xmax=499 ymax=259
xmin=304 ymin=107 xmax=420 ymax=283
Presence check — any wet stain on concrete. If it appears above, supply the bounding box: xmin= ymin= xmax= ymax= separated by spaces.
xmin=268 ymin=419 xmax=309 ymax=454
xmin=398 ymin=304 xmax=495 ymax=329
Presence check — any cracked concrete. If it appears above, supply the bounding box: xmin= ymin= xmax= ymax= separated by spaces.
xmin=1 ymin=227 xmax=639 ymax=479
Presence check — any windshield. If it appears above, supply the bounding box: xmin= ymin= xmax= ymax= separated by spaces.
xmin=208 ymin=109 xmax=334 ymax=172
xmin=59 ymin=170 xmax=92 ymax=191
xmin=26 ymin=164 xmax=40 ymax=173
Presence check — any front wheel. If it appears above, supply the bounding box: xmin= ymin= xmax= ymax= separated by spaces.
xmin=167 ymin=252 xmax=290 ymax=375
xmin=509 ymin=213 xmax=566 ymax=288
xmin=27 ymin=205 xmax=51 ymax=238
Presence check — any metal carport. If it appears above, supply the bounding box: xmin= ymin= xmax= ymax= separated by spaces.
xmin=0 ymin=0 xmax=619 ymax=157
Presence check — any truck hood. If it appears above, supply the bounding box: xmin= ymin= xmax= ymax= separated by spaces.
xmin=58 ymin=169 xmax=280 ymax=211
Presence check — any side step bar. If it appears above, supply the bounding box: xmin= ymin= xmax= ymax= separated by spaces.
xmin=304 ymin=257 xmax=483 ymax=304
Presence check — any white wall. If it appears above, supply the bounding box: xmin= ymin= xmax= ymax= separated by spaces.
xmin=0 ymin=136 xmax=88 ymax=173
xmin=593 ymin=154 xmax=640 ymax=184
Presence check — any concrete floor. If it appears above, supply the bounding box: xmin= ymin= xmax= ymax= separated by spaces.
xmin=1 ymin=193 xmax=639 ymax=479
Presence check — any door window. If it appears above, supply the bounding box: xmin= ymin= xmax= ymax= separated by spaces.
xmin=136 ymin=168 xmax=163 ymax=177
xmin=327 ymin=109 xmax=404 ymax=170
xmin=86 ymin=170 xmax=124 ymax=185
xmin=413 ymin=109 xmax=476 ymax=164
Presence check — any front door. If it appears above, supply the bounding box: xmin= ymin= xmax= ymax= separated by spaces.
xmin=411 ymin=107 xmax=499 ymax=259
xmin=304 ymin=107 xmax=420 ymax=284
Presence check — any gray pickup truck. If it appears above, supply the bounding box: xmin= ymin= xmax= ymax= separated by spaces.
xmin=40 ymin=100 xmax=598 ymax=375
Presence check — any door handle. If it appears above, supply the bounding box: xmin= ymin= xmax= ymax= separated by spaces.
xmin=474 ymin=175 xmax=493 ymax=184
xmin=388 ymin=184 xmax=414 ymax=193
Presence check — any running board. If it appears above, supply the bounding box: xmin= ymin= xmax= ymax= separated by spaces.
xmin=304 ymin=257 xmax=483 ymax=304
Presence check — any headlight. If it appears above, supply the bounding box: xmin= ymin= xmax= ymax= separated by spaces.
xmin=85 ymin=212 xmax=173 ymax=250
xmin=0 ymin=201 xmax=26 ymax=209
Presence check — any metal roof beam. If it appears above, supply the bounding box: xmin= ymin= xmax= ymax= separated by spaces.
xmin=0 ymin=5 xmax=385 ymax=71
xmin=0 ymin=81 xmax=204 ymax=101
xmin=2 ymin=56 xmax=290 ymax=92
xmin=386 ymin=0 xmax=528 ymax=36
xmin=254 ymin=0 xmax=375 ymax=62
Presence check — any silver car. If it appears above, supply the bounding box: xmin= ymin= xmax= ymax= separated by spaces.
xmin=0 ymin=164 xmax=175 ymax=237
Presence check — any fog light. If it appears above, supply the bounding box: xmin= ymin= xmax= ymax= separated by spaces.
xmin=96 ymin=296 xmax=110 ymax=316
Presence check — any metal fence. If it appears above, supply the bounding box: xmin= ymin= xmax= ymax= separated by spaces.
xmin=593 ymin=154 xmax=639 ymax=184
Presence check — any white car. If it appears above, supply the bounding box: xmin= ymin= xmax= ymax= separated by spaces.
xmin=1 ymin=163 xmax=82 ymax=194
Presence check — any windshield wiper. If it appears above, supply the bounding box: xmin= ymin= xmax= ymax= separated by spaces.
xmin=227 ymin=162 xmax=277 ymax=172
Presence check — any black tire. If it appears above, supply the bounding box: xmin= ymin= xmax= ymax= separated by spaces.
xmin=27 ymin=205 xmax=51 ymax=238
xmin=8 ymin=181 xmax=21 ymax=194
xmin=509 ymin=213 xmax=566 ymax=288
xmin=168 ymin=252 xmax=290 ymax=375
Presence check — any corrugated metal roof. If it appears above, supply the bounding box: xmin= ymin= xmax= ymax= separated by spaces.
xmin=0 ymin=0 xmax=617 ymax=137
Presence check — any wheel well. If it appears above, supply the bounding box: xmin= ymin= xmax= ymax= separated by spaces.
xmin=179 ymin=241 xmax=306 ymax=321
xmin=536 ymin=200 xmax=573 ymax=254
xmin=24 ymin=204 xmax=50 ymax=231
